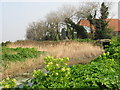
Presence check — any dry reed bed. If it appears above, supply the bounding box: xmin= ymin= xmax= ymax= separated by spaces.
xmin=2 ymin=57 xmax=45 ymax=79
xmin=47 ymin=41 xmax=104 ymax=64
xmin=7 ymin=40 xmax=62 ymax=51
xmin=2 ymin=40 xmax=104 ymax=78
xmin=8 ymin=40 xmax=104 ymax=60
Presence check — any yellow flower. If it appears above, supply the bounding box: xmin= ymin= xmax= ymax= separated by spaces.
xmin=33 ymin=70 xmax=36 ymax=73
xmin=55 ymin=73 xmax=58 ymax=76
xmin=49 ymin=62 xmax=53 ymax=64
xmin=6 ymin=77 xmax=10 ymax=81
xmin=33 ymin=74 xmax=35 ymax=77
xmin=61 ymin=68 xmax=65 ymax=72
xmin=56 ymin=64 xmax=59 ymax=67
xmin=110 ymin=59 xmax=114 ymax=62
xmin=66 ymin=57 xmax=69 ymax=60
xmin=2 ymin=80 xmax=5 ymax=83
xmin=4 ymin=85 xmax=10 ymax=88
xmin=46 ymin=65 xmax=49 ymax=67
xmin=107 ymin=52 xmax=110 ymax=55
xmin=67 ymin=71 xmax=70 ymax=74
xmin=12 ymin=79 xmax=16 ymax=82
xmin=103 ymin=53 xmax=106 ymax=56
xmin=66 ymin=68 xmax=70 ymax=71
xmin=65 ymin=74 xmax=68 ymax=77
xmin=44 ymin=73 xmax=47 ymax=76
xmin=38 ymin=69 xmax=41 ymax=72
xmin=61 ymin=59 xmax=64 ymax=61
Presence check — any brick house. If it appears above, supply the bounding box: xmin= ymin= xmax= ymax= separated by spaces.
xmin=78 ymin=19 xmax=120 ymax=36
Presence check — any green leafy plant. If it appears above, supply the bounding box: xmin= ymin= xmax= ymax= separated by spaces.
xmin=0 ymin=77 xmax=17 ymax=88
xmin=2 ymin=47 xmax=44 ymax=62
xmin=28 ymin=56 xmax=71 ymax=88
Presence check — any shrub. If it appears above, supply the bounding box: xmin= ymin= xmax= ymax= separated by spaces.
xmin=1 ymin=41 xmax=11 ymax=47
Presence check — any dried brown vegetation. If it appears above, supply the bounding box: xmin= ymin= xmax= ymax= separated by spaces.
xmin=2 ymin=57 xmax=45 ymax=79
xmin=48 ymin=42 xmax=104 ymax=65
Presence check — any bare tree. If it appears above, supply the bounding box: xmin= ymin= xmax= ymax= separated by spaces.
xmin=26 ymin=20 xmax=47 ymax=41
xmin=45 ymin=11 xmax=60 ymax=40
xmin=57 ymin=5 xmax=76 ymax=21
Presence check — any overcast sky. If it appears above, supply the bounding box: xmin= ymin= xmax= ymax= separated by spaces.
xmin=0 ymin=0 xmax=119 ymax=42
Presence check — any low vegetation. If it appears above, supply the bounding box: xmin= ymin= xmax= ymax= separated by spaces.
xmin=1 ymin=47 xmax=46 ymax=78
xmin=2 ymin=47 xmax=43 ymax=62
xmin=0 ymin=36 xmax=119 ymax=89
xmin=1 ymin=40 xmax=103 ymax=79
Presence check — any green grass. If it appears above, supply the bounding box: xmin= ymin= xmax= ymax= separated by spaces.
xmin=1 ymin=47 xmax=46 ymax=62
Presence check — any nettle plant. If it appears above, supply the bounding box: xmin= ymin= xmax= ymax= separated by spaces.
xmin=29 ymin=56 xmax=71 ymax=88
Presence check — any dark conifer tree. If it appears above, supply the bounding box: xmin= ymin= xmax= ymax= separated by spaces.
xmin=87 ymin=2 xmax=113 ymax=39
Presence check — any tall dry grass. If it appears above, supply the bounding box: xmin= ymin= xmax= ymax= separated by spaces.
xmin=2 ymin=40 xmax=104 ymax=78
xmin=46 ymin=41 xmax=104 ymax=65
xmin=8 ymin=40 xmax=104 ymax=59
xmin=2 ymin=57 xmax=45 ymax=79
xmin=8 ymin=40 xmax=104 ymax=65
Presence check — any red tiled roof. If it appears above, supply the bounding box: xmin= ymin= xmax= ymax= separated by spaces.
xmin=79 ymin=19 xmax=120 ymax=31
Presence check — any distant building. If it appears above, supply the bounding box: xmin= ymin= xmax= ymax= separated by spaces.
xmin=78 ymin=19 xmax=120 ymax=36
